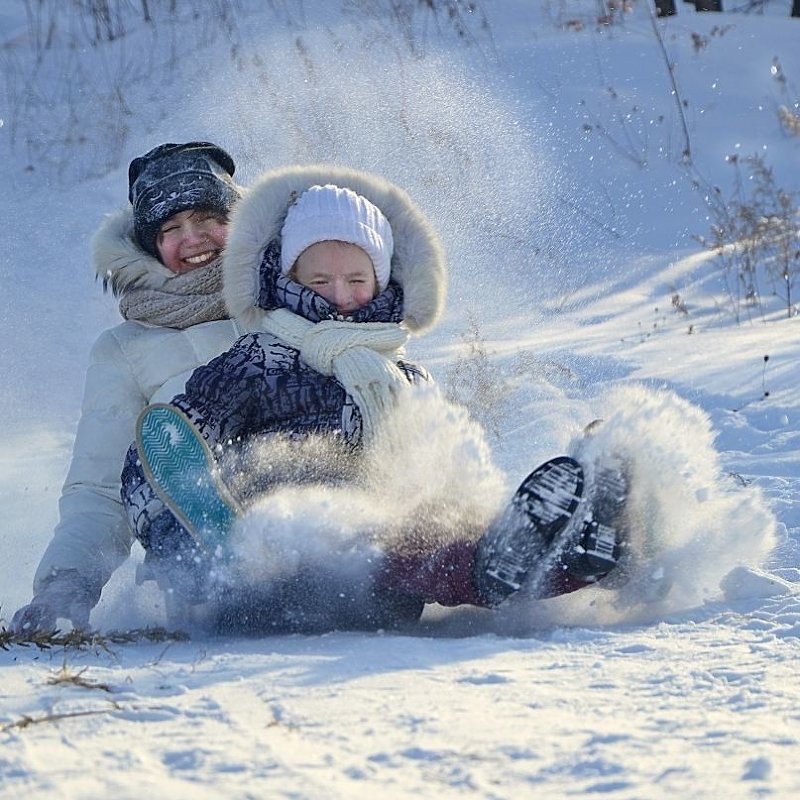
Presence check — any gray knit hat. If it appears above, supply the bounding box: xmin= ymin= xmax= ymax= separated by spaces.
xmin=280 ymin=184 xmax=394 ymax=291
xmin=128 ymin=141 xmax=240 ymax=258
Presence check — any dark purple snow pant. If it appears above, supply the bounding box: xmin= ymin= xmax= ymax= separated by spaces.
xmin=379 ymin=540 xmax=591 ymax=610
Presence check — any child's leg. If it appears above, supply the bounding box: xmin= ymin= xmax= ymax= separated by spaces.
xmin=375 ymin=456 xmax=626 ymax=610
xmin=377 ymin=540 xmax=488 ymax=608
xmin=375 ymin=540 xmax=593 ymax=609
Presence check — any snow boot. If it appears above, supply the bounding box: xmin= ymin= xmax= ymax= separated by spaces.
xmin=136 ymin=403 xmax=241 ymax=554
xmin=474 ymin=456 xmax=627 ymax=606
xmin=558 ymin=461 xmax=628 ymax=581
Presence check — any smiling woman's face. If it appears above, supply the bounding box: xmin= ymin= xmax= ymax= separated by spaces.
xmin=156 ymin=209 xmax=228 ymax=274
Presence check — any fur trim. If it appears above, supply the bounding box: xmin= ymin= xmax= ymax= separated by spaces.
xmin=223 ymin=165 xmax=447 ymax=335
xmin=92 ymin=207 xmax=175 ymax=295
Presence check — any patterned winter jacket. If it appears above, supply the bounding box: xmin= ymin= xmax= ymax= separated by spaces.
xmin=122 ymin=164 xmax=447 ymax=570
xmin=31 ymin=207 xmax=244 ymax=601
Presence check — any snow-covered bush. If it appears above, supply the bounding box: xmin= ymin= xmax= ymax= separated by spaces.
xmin=697 ymin=153 xmax=800 ymax=321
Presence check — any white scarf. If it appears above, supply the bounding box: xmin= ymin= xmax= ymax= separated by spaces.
xmin=259 ymin=308 xmax=411 ymax=442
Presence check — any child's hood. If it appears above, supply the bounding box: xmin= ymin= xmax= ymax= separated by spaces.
xmin=223 ymin=164 xmax=447 ymax=335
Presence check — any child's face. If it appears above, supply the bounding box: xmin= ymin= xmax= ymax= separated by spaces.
xmin=156 ymin=209 xmax=228 ymax=274
xmin=292 ymin=241 xmax=378 ymax=315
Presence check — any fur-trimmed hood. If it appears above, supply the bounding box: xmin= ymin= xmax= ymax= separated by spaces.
xmin=223 ymin=165 xmax=447 ymax=335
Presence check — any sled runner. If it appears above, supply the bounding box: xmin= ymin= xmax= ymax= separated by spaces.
xmin=136 ymin=403 xmax=241 ymax=553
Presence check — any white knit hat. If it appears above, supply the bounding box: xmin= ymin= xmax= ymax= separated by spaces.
xmin=280 ymin=184 xmax=394 ymax=291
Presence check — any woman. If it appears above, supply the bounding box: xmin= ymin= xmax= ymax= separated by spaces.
xmin=12 ymin=141 xmax=247 ymax=632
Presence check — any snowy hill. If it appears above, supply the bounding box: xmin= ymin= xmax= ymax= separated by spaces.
xmin=1 ymin=1 xmax=799 ymax=797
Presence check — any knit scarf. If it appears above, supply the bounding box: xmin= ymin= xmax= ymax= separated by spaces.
xmin=118 ymin=261 xmax=228 ymax=329
xmin=260 ymin=307 xmax=411 ymax=442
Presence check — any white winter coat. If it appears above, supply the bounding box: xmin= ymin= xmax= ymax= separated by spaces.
xmin=32 ymin=208 xmax=243 ymax=594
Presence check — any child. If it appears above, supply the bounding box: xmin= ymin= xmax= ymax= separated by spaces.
xmin=120 ymin=166 xmax=625 ymax=633
xmin=12 ymin=142 xmax=246 ymax=633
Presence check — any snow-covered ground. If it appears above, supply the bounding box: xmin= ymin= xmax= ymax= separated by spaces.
xmin=1 ymin=1 xmax=799 ymax=797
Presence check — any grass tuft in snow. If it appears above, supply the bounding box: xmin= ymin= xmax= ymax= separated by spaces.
xmin=0 ymin=622 xmax=189 ymax=652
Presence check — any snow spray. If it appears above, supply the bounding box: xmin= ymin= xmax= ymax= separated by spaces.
xmin=510 ymin=383 xmax=779 ymax=629
xmin=228 ymin=385 xmax=507 ymax=589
